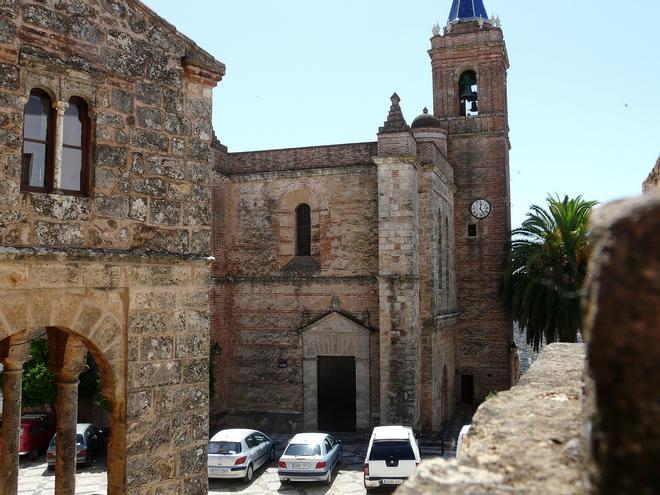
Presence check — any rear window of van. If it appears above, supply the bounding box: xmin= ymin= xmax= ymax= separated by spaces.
xmin=369 ymin=440 xmax=415 ymax=461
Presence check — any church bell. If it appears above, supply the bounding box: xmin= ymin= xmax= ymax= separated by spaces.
xmin=470 ymin=100 xmax=478 ymax=112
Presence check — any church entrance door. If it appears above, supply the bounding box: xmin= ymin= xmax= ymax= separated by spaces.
xmin=317 ymin=356 xmax=356 ymax=432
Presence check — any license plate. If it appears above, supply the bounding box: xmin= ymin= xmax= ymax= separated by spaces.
xmin=208 ymin=467 xmax=231 ymax=474
xmin=382 ymin=479 xmax=403 ymax=485
xmin=292 ymin=463 xmax=308 ymax=469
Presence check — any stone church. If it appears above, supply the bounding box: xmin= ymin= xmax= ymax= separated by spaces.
xmin=212 ymin=0 xmax=515 ymax=433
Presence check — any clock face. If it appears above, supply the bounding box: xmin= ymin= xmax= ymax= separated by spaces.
xmin=470 ymin=199 xmax=491 ymax=219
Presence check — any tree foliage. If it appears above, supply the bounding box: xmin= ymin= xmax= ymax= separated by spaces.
xmin=0 ymin=337 xmax=101 ymax=411
xmin=503 ymin=194 xmax=597 ymax=351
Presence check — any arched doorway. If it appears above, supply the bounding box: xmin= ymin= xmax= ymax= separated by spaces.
xmin=0 ymin=289 xmax=126 ymax=495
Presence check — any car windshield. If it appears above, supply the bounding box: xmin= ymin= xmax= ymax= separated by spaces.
xmin=369 ymin=440 xmax=416 ymax=461
xmin=285 ymin=443 xmax=321 ymax=456
xmin=208 ymin=441 xmax=242 ymax=455
xmin=49 ymin=434 xmax=85 ymax=447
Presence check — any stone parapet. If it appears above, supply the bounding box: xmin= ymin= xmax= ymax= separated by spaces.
xmin=225 ymin=142 xmax=378 ymax=175
xmin=398 ymin=343 xmax=586 ymax=495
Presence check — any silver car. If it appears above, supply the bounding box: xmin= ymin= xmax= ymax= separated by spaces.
xmin=207 ymin=429 xmax=275 ymax=482
xmin=46 ymin=423 xmax=104 ymax=469
xmin=278 ymin=433 xmax=342 ymax=484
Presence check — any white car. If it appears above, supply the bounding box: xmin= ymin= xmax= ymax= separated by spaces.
xmin=207 ymin=429 xmax=275 ymax=482
xmin=456 ymin=424 xmax=471 ymax=458
xmin=278 ymin=432 xmax=342 ymax=484
xmin=363 ymin=426 xmax=421 ymax=490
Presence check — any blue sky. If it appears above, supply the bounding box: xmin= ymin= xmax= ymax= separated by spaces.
xmin=145 ymin=0 xmax=660 ymax=227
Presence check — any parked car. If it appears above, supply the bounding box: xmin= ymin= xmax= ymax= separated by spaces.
xmin=278 ymin=433 xmax=342 ymax=484
xmin=0 ymin=414 xmax=55 ymax=460
xmin=363 ymin=425 xmax=421 ymax=490
xmin=47 ymin=423 xmax=105 ymax=469
xmin=207 ymin=429 xmax=275 ymax=482
xmin=456 ymin=424 xmax=471 ymax=458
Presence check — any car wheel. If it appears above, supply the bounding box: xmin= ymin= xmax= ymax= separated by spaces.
xmin=29 ymin=448 xmax=40 ymax=461
xmin=243 ymin=463 xmax=253 ymax=483
xmin=47 ymin=464 xmax=55 ymax=471
xmin=269 ymin=446 xmax=276 ymax=462
xmin=324 ymin=469 xmax=332 ymax=484
xmin=280 ymin=478 xmax=290 ymax=485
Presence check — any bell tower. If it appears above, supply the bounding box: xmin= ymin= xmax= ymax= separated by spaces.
xmin=429 ymin=0 xmax=513 ymax=402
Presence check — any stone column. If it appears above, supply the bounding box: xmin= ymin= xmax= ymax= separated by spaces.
xmin=0 ymin=361 xmax=25 ymax=495
xmin=53 ymin=101 xmax=68 ymax=190
xmin=0 ymin=333 xmax=30 ymax=495
xmin=47 ymin=329 xmax=88 ymax=495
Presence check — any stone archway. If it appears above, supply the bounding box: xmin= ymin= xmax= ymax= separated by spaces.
xmin=0 ymin=288 xmax=126 ymax=495
xmin=301 ymin=312 xmax=371 ymax=431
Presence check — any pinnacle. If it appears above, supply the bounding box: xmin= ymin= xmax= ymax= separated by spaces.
xmin=379 ymin=92 xmax=409 ymax=133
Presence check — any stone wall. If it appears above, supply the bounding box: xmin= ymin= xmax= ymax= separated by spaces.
xmin=398 ymin=343 xmax=587 ymax=495
xmin=583 ymin=194 xmax=660 ymax=494
xmin=0 ymin=253 xmax=212 ymax=494
xmin=0 ymin=1 xmax=224 ymax=493
xmin=211 ymin=160 xmax=380 ymax=430
xmin=642 ymin=156 xmax=659 ymax=193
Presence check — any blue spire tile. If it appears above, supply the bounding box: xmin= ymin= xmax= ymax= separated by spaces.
xmin=448 ymin=0 xmax=489 ymax=24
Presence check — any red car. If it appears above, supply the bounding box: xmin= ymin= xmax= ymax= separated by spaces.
xmin=0 ymin=414 xmax=55 ymax=460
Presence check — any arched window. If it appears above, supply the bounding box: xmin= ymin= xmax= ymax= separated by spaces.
xmin=459 ymin=70 xmax=478 ymax=116
xmin=295 ymin=203 xmax=311 ymax=256
xmin=21 ymin=90 xmax=53 ymax=191
xmin=61 ymin=97 xmax=89 ymax=193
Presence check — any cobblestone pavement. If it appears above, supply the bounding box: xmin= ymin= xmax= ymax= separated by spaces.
xmin=17 ymin=456 xmax=107 ymax=495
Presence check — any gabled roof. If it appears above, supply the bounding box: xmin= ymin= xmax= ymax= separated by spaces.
xmin=300 ymin=311 xmax=372 ymax=334
xmin=447 ymin=0 xmax=489 ymax=25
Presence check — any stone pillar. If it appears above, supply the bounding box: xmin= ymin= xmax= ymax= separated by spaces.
xmin=583 ymin=194 xmax=660 ymax=494
xmin=53 ymin=101 xmax=68 ymax=190
xmin=0 ymin=333 xmax=30 ymax=495
xmin=0 ymin=362 xmax=24 ymax=495
xmin=47 ymin=329 xmax=88 ymax=495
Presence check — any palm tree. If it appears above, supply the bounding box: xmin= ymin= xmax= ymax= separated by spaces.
xmin=503 ymin=194 xmax=597 ymax=351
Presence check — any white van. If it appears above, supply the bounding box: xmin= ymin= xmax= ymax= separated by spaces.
xmin=363 ymin=425 xmax=421 ymax=490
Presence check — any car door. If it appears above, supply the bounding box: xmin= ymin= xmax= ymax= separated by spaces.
xmin=245 ymin=434 xmax=258 ymax=466
xmin=253 ymin=433 xmax=269 ymax=468
xmin=324 ymin=438 xmax=337 ymax=468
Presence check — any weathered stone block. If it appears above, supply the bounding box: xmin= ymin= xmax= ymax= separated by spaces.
xmin=128 ymin=311 xmax=166 ymax=334
xmin=147 ymin=156 xmax=184 ymax=180
xmin=140 ymin=336 xmax=174 ymax=360
xmin=150 ymin=199 xmax=180 ymax=225
xmin=178 ymin=445 xmax=206 ymax=477
xmin=153 ymin=384 xmax=207 ymax=413
xmin=132 ymin=361 xmax=181 ymax=388
xmin=136 ymin=82 xmax=162 ymax=105
xmin=96 ymin=144 xmax=127 ymax=168
xmin=31 ymin=193 xmax=90 ymax=220
xmin=35 ymin=221 xmax=85 ymax=246
xmin=131 ymin=128 xmax=168 ymax=152
xmin=182 ymin=204 xmax=210 ymax=226
xmin=182 ymin=359 xmax=207 ymax=384
xmin=0 ymin=16 xmax=17 ymax=43
xmin=137 ymin=106 xmax=162 ymax=130
xmin=97 ymin=112 xmax=125 ymax=128
xmin=131 ymin=177 xmax=167 ymax=196
xmin=0 ymin=0 xmax=18 ymax=18
xmin=175 ymin=334 xmax=208 ymax=359
xmin=0 ymin=180 xmax=19 ymax=203
xmin=0 ymin=263 xmax=28 ymax=289
xmin=111 ymin=88 xmax=134 ymax=114
xmin=132 ymin=225 xmax=188 ymax=253
xmin=95 ymin=194 xmax=129 ymax=219
xmin=129 ymin=197 xmax=147 ymax=222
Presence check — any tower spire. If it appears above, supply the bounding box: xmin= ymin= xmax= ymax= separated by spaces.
xmin=447 ymin=0 xmax=489 ymax=25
